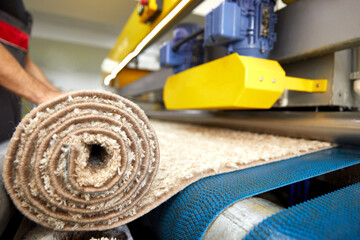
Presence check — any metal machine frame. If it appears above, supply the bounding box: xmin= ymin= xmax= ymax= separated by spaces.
xmin=103 ymin=0 xmax=360 ymax=143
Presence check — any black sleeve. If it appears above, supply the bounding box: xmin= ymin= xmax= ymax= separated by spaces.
xmin=0 ymin=0 xmax=28 ymax=24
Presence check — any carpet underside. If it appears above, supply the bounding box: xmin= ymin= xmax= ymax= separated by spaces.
xmin=3 ymin=91 xmax=332 ymax=231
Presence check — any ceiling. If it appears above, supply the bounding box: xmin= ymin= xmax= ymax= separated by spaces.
xmin=24 ymin=0 xmax=137 ymax=28
xmin=24 ymin=0 xmax=207 ymax=51
xmin=23 ymin=0 xmax=140 ymax=49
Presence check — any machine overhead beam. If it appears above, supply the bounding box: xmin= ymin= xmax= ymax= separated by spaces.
xmin=270 ymin=0 xmax=360 ymax=63
xmin=147 ymin=110 xmax=360 ymax=146
xmin=116 ymin=68 xmax=172 ymax=97
xmin=102 ymin=0 xmax=203 ymax=86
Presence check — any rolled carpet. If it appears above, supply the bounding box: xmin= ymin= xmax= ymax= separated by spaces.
xmin=3 ymin=91 xmax=159 ymax=231
xmin=3 ymin=90 xmax=332 ymax=233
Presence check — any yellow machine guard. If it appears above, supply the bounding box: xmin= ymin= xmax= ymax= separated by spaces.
xmin=163 ymin=53 xmax=327 ymax=110
xmin=102 ymin=0 xmax=198 ymax=87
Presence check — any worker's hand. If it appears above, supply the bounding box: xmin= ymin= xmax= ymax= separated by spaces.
xmin=37 ymin=90 xmax=64 ymax=105
xmin=0 ymin=44 xmax=64 ymax=105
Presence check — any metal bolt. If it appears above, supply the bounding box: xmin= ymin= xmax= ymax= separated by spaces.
xmin=316 ymin=83 xmax=320 ymax=88
xmin=272 ymin=79 xmax=276 ymax=83
xmin=259 ymin=77 xmax=263 ymax=82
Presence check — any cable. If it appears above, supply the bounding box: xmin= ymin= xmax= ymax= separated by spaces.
xmin=172 ymin=28 xmax=204 ymax=52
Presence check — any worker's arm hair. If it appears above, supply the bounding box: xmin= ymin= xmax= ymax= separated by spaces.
xmin=25 ymin=54 xmax=59 ymax=92
xmin=0 ymin=44 xmax=62 ymax=104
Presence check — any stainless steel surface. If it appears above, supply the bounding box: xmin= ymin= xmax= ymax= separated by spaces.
xmin=147 ymin=110 xmax=360 ymax=145
xmin=204 ymin=198 xmax=282 ymax=240
xmin=351 ymin=72 xmax=360 ymax=80
xmin=276 ymin=49 xmax=356 ymax=108
xmin=351 ymin=47 xmax=360 ymax=79
xmin=116 ymin=68 xmax=172 ymax=97
xmin=351 ymin=47 xmax=360 ymax=105
xmin=332 ymin=50 xmax=353 ymax=106
xmin=270 ymin=0 xmax=360 ymax=63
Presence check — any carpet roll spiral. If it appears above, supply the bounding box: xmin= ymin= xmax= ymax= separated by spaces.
xmin=3 ymin=91 xmax=159 ymax=231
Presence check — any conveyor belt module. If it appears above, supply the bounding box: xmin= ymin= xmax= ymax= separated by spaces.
xmin=150 ymin=147 xmax=360 ymax=240
xmin=246 ymin=181 xmax=360 ymax=239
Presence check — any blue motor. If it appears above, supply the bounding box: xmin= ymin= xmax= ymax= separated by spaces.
xmin=160 ymin=23 xmax=204 ymax=73
xmin=205 ymin=0 xmax=277 ymax=59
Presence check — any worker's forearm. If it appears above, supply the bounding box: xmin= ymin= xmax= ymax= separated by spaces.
xmin=0 ymin=44 xmax=61 ymax=104
xmin=25 ymin=55 xmax=59 ymax=91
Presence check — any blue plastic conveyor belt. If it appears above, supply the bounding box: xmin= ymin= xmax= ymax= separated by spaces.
xmin=151 ymin=147 xmax=360 ymax=240
xmin=245 ymin=182 xmax=360 ymax=240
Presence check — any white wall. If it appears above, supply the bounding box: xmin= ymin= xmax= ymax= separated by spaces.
xmin=29 ymin=38 xmax=109 ymax=91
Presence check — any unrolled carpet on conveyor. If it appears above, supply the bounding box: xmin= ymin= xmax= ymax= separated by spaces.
xmin=3 ymin=90 xmax=331 ymax=231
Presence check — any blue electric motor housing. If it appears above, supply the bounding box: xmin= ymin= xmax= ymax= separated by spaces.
xmin=160 ymin=23 xmax=204 ymax=73
xmin=205 ymin=0 xmax=277 ymax=59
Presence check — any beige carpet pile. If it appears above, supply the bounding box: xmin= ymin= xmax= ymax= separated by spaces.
xmin=141 ymin=120 xmax=331 ymax=209
xmin=3 ymin=90 xmax=332 ymax=231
